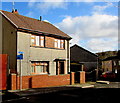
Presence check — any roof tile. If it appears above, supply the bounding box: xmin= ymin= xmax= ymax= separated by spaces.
xmin=1 ymin=10 xmax=71 ymax=39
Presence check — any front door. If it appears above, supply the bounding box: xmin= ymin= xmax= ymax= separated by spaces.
xmin=59 ymin=62 xmax=64 ymax=74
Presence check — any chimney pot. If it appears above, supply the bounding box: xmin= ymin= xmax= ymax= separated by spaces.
xmin=40 ymin=16 xmax=42 ymax=21
xmin=12 ymin=9 xmax=18 ymax=14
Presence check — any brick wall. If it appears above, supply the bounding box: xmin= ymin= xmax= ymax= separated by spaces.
xmin=79 ymin=71 xmax=85 ymax=84
xmin=102 ymin=60 xmax=112 ymax=71
xmin=10 ymin=72 xmax=85 ymax=90
xmin=11 ymin=74 xmax=70 ymax=90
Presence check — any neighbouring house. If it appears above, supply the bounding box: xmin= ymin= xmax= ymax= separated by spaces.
xmin=70 ymin=44 xmax=98 ymax=81
xmin=70 ymin=44 xmax=98 ymax=72
xmin=96 ymin=51 xmax=118 ymax=60
xmin=0 ymin=10 xmax=72 ymax=90
xmin=102 ymin=55 xmax=120 ymax=73
xmin=102 ymin=52 xmax=120 ymax=81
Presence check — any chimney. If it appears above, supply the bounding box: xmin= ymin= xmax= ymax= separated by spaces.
xmin=12 ymin=9 xmax=18 ymax=14
xmin=40 ymin=16 xmax=42 ymax=21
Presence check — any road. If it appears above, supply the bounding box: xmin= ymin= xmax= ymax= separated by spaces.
xmin=2 ymin=82 xmax=120 ymax=103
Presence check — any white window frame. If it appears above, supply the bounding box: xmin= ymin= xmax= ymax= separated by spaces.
xmin=31 ymin=35 xmax=45 ymax=47
xmin=54 ymin=39 xmax=65 ymax=49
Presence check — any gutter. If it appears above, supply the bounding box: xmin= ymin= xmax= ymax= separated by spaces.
xmin=18 ymin=27 xmax=72 ymax=40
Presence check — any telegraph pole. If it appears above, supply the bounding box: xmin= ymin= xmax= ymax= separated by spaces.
xmin=96 ymin=57 xmax=99 ymax=81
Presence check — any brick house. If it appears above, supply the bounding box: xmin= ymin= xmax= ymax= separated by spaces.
xmin=102 ymin=54 xmax=120 ymax=81
xmin=0 ymin=10 xmax=72 ymax=90
xmin=102 ymin=56 xmax=120 ymax=73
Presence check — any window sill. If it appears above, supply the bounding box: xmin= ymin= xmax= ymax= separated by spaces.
xmin=30 ymin=46 xmax=65 ymax=50
xmin=31 ymin=73 xmax=48 ymax=75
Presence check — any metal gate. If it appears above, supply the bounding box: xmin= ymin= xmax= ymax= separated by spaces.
xmin=0 ymin=54 xmax=7 ymax=90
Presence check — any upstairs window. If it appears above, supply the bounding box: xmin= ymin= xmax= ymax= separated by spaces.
xmin=31 ymin=35 xmax=45 ymax=47
xmin=54 ymin=39 xmax=65 ymax=49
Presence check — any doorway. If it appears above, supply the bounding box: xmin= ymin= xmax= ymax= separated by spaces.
xmin=59 ymin=61 xmax=64 ymax=74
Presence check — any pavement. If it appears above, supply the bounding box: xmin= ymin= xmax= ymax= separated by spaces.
xmin=8 ymin=83 xmax=95 ymax=96
xmin=1 ymin=82 xmax=120 ymax=103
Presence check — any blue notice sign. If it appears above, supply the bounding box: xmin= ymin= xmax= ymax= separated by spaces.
xmin=17 ymin=51 xmax=24 ymax=60
xmin=17 ymin=54 xmax=23 ymax=60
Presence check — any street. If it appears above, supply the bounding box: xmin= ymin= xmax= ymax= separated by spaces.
xmin=2 ymin=82 xmax=120 ymax=103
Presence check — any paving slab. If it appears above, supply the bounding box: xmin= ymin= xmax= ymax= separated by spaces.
xmin=96 ymin=80 xmax=110 ymax=84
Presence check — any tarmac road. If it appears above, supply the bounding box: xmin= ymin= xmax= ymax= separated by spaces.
xmin=2 ymin=82 xmax=120 ymax=103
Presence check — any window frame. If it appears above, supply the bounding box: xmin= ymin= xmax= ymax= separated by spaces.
xmin=31 ymin=35 xmax=45 ymax=47
xmin=31 ymin=61 xmax=49 ymax=74
xmin=54 ymin=38 xmax=65 ymax=49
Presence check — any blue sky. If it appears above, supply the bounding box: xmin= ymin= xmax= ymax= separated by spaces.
xmin=1 ymin=1 xmax=119 ymax=53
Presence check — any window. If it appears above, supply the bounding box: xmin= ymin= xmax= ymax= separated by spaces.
xmin=31 ymin=62 xmax=49 ymax=74
xmin=40 ymin=36 xmax=44 ymax=47
xmin=54 ymin=39 xmax=58 ymax=48
xmin=31 ymin=35 xmax=36 ymax=46
xmin=113 ymin=61 xmax=116 ymax=66
xmin=54 ymin=39 xmax=65 ymax=49
xmin=31 ymin=35 xmax=45 ymax=47
xmin=119 ymin=61 xmax=120 ymax=66
xmin=61 ymin=40 xmax=64 ymax=49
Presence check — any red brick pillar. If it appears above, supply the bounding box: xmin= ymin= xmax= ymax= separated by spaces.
xmin=79 ymin=71 xmax=85 ymax=84
xmin=11 ymin=74 xmax=17 ymax=90
xmin=70 ymin=72 xmax=75 ymax=85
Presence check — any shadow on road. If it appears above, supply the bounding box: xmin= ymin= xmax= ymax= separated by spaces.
xmin=2 ymin=86 xmax=120 ymax=103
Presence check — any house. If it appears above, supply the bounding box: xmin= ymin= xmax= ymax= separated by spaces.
xmin=70 ymin=44 xmax=98 ymax=81
xmin=0 ymin=10 xmax=72 ymax=90
xmin=101 ymin=50 xmax=120 ymax=81
xmin=102 ymin=55 xmax=120 ymax=73
xmin=70 ymin=44 xmax=98 ymax=72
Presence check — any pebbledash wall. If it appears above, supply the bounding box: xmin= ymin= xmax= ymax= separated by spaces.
xmin=13 ymin=31 xmax=71 ymax=90
xmin=17 ymin=31 xmax=70 ymax=75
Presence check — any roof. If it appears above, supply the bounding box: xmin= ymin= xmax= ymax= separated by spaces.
xmin=70 ymin=44 xmax=98 ymax=63
xmin=102 ymin=56 xmax=120 ymax=61
xmin=71 ymin=44 xmax=98 ymax=57
xmin=1 ymin=10 xmax=71 ymax=39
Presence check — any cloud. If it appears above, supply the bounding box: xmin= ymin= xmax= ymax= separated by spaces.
xmin=27 ymin=0 xmax=99 ymax=13
xmin=85 ymin=38 xmax=118 ymax=52
xmin=28 ymin=0 xmax=68 ymax=13
xmin=55 ymin=14 xmax=118 ymax=52
xmin=36 ymin=1 xmax=67 ymax=13
xmin=92 ymin=3 xmax=113 ymax=14
xmin=3 ymin=0 xmax=119 ymax=2
xmin=28 ymin=0 xmax=37 ymax=7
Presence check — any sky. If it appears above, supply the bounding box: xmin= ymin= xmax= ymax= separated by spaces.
xmin=1 ymin=0 xmax=119 ymax=53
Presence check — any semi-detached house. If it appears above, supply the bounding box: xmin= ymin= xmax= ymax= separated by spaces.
xmin=0 ymin=10 xmax=72 ymax=90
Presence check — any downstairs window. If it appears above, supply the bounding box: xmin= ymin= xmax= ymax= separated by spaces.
xmin=31 ymin=61 xmax=49 ymax=74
